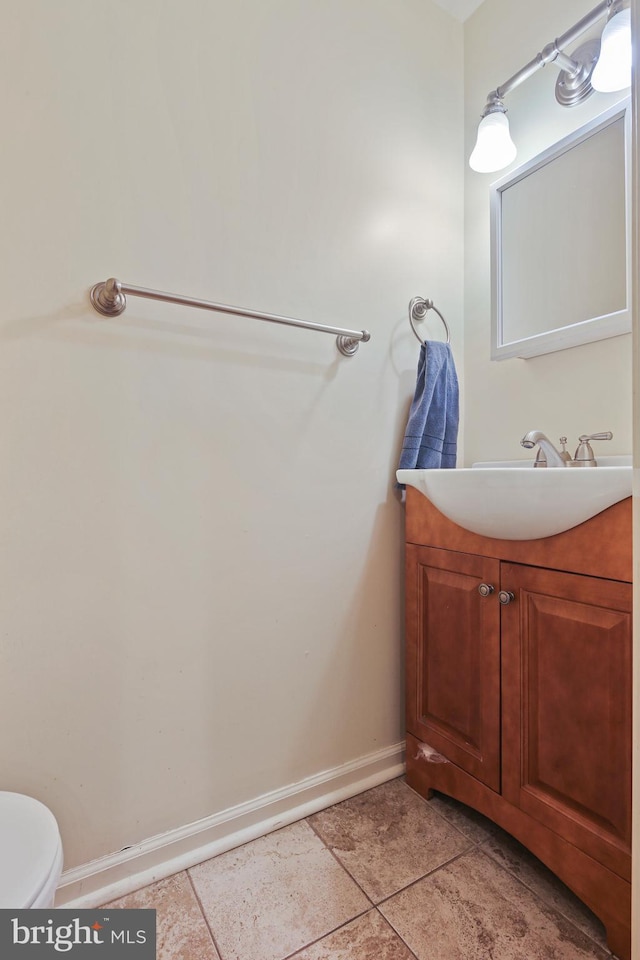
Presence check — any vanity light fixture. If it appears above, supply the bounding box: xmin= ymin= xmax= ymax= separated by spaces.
xmin=469 ymin=0 xmax=631 ymax=173
xmin=591 ymin=1 xmax=632 ymax=91
xmin=468 ymin=97 xmax=517 ymax=173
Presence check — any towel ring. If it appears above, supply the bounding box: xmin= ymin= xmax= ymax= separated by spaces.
xmin=408 ymin=297 xmax=451 ymax=346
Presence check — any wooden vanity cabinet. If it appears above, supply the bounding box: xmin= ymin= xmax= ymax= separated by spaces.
xmin=404 ymin=488 xmax=632 ymax=960
xmin=406 ymin=545 xmax=501 ymax=790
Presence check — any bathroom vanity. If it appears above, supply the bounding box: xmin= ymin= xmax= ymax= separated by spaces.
xmin=404 ymin=486 xmax=631 ymax=959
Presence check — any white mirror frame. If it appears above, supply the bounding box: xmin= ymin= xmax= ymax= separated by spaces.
xmin=490 ymin=100 xmax=631 ymax=360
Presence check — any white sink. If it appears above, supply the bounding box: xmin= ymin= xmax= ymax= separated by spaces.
xmin=397 ymin=456 xmax=632 ymax=540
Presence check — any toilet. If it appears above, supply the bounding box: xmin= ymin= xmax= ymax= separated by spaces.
xmin=0 ymin=792 xmax=63 ymax=908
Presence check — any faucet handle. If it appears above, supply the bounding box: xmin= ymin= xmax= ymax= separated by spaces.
xmin=573 ymin=431 xmax=613 ymax=466
xmin=578 ymin=432 xmax=613 ymax=442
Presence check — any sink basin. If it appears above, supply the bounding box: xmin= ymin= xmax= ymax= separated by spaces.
xmin=397 ymin=457 xmax=632 ymax=540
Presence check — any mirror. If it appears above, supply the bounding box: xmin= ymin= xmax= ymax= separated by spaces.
xmin=490 ymin=100 xmax=630 ymax=360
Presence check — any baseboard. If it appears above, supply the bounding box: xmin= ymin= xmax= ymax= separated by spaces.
xmin=56 ymin=741 xmax=405 ymax=908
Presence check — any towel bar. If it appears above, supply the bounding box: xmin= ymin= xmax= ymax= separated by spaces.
xmin=90 ymin=278 xmax=371 ymax=356
xmin=408 ymin=297 xmax=451 ymax=346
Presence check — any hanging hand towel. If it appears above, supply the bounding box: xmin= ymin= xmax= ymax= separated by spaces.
xmin=398 ymin=341 xmax=459 ymax=470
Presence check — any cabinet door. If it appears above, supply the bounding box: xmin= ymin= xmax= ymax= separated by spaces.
xmin=406 ymin=545 xmax=501 ymax=790
xmin=501 ymin=562 xmax=632 ymax=871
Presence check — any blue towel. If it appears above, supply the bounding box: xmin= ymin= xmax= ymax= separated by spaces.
xmin=398 ymin=341 xmax=459 ymax=470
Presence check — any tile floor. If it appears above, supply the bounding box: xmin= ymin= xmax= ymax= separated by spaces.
xmin=104 ymin=778 xmax=614 ymax=960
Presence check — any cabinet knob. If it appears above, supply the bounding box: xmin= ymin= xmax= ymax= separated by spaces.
xmin=478 ymin=583 xmax=495 ymax=597
xmin=498 ymin=590 xmax=516 ymax=605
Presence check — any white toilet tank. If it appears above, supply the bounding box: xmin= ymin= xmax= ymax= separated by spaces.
xmin=0 ymin=792 xmax=63 ymax=908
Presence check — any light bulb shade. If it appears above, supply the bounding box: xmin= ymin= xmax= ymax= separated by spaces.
xmin=469 ymin=111 xmax=517 ymax=173
xmin=591 ymin=7 xmax=632 ymax=92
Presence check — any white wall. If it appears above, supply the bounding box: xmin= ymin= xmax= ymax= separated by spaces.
xmin=464 ymin=0 xmax=632 ymax=465
xmin=0 ymin=1 xmax=463 ymax=870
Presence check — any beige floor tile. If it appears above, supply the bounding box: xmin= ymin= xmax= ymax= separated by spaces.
xmin=291 ymin=910 xmax=416 ymax=959
xmin=189 ymin=820 xmax=370 ymax=960
xmin=104 ymin=871 xmax=220 ymax=960
xmin=308 ymin=778 xmax=471 ymax=902
xmin=481 ymin=831 xmax=608 ymax=948
xmin=425 ymin=789 xmax=504 ymax=844
xmin=379 ymin=848 xmax=610 ymax=960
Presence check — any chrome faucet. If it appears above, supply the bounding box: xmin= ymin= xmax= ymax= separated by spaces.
xmin=521 ymin=430 xmax=613 ymax=467
xmin=520 ymin=431 xmax=568 ymax=467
